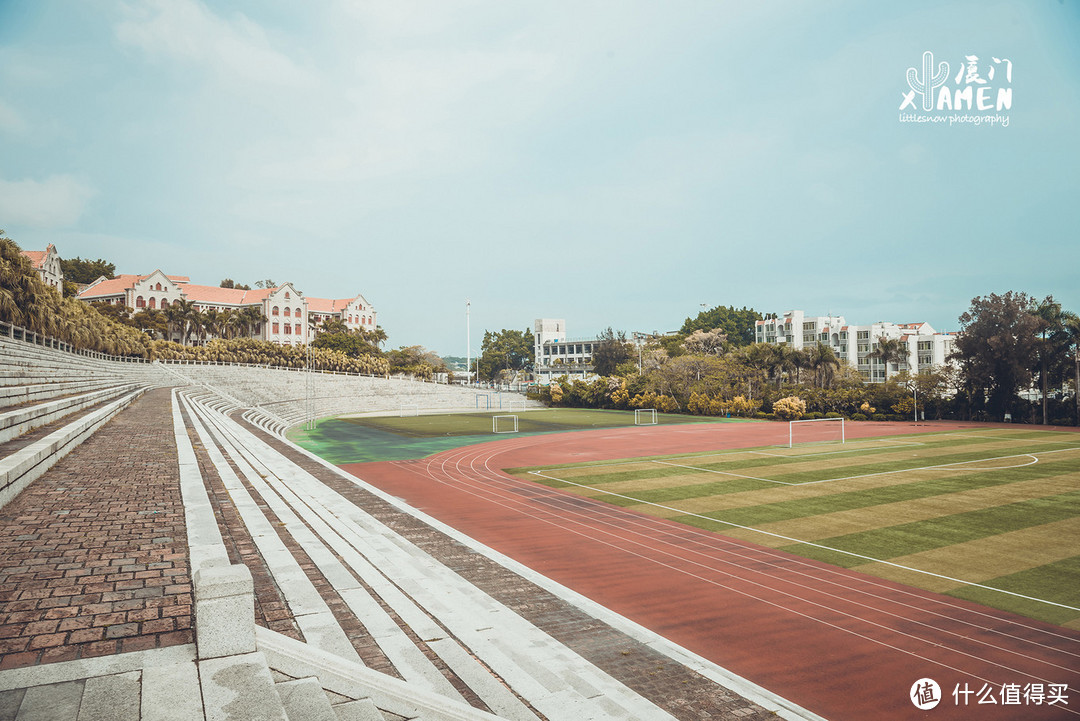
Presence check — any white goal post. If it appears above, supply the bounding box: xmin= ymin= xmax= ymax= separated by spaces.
xmin=399 ymin=404 xmax=419 ymax=417
xmin=789 ymin=417 xmax=845 ymax=448
xmin=493 ymin=414 xmax=519 ymax=433
xmin=635 ymin=408 xmax=658 ymax=426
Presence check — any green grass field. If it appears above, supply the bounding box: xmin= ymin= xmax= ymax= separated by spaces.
xmin=509 ymin=427 xmax=1080 ymax=627
xmin=337 ymin=408 xmax=711 ymax=438
xmin=288 ymin=408 xmax=721 ymax=463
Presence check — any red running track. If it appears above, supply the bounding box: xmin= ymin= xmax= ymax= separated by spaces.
xmin=342 ymin=420 xmax=1080 ymax=720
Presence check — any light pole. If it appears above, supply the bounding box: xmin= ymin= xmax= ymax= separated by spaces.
xmin=466 ymin=298 xmax=471 ymax=387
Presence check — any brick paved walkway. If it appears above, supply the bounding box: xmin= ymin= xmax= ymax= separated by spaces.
xmin=0 ymin=389 xmax=193 ymax=670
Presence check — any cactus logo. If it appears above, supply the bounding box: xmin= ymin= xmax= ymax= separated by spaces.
xmin=899 ymin=50 xmax=1013 ymax=127
xmin=906 ymin=51 xmax=950 ymax=111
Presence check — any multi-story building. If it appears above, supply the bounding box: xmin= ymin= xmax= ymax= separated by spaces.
xmin=76 ymin=271 xmax=379 ymax=347
xmin=533 ymin=319 xmax=599 ymax=384
xmin=755 ymin=310 xmax=955 ymax=382
xmin=20 ymin=245 xmax=63 ymax=291
xmin=307 ymin=294 xmax=377 ymax=334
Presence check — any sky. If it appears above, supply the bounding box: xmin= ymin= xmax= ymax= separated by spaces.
xmin=1 ymin=0 xmax=1078 ymax=357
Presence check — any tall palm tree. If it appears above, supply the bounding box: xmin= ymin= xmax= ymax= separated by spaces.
xmin=1065 ymin=314 xmax=1080 ymax=426
xmin=163 ymin=303 xmax=184 ymax=343
xmin=807 ymin=342 xmax=841 ymax=388
xmin=220 ymin=308 xmax=240 ymax=339
xmin=0 ymin=233 xmax=54 ymax=332
xmin=1030 ymin=296 xmax=1075 ymax=425
xmin=369 ymin=325 xmax=388 ymax=350
xmin=868 ymin=336 xmax=906 ymax=383
xmin=239 ymin=306 xmax=266 ymax=338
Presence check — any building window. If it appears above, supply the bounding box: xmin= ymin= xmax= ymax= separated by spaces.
xmin=285 ymin=292 xmax=290 ymax=299
xmin=272 ymin=323 xmax=279 ymax=334
xmin=295 ymin=308 xmax=301 ymax=317
xmin=272 ymin=306 xmax=279 ymax=315
xmin=155 ymin=283 xmax=162 ymax=291
xmin=283 ymin=307 xmax=291 ymax=317
xmin=284 ymin=324 xmax=291 ymax=334
xmin=294 ymin=324 xmax=301 ymax=335
xmin=136 ymin=296 xmax=145 ymax=308
xmin=148 ymin=298 xmax=156 ymax=309
xmin=857 ymin=330 xmax=869 ymax=339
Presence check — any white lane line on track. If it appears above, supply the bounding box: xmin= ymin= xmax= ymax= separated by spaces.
xmin=464 ymin=440 xmax=1080 ymax=647
xmin=466 ymin=442 xmax=1080 ymax=651
xmin=526 ymin=467 xmax=1080 ymax=615
xmin=399 ymin=453 xmax=1080 ymax=700
xmin=409 ymin=446 xmax=1080 ymax=689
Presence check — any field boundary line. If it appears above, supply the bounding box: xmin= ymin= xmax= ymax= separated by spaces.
xmin=750 ymin=442 xmax=927 ymax=459
xmin=527 ymin=469 xmax=1080 ymax=612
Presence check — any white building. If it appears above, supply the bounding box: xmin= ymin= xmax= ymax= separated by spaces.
xmin=307 ymin=294 xmax=377 ymax=335
xmin=20 ymin=245 xmax=63 ymax=291
xmin=755 ymin=310 xmax=955 ymax=382
xmin=533 ymin=319 xmax=599 ymax=384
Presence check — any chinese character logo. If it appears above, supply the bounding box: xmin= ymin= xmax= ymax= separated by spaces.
xmin=906 ymin=51 xmax=950 ymax=111
xmin=911 ymin=678 xmax=942 ymax=710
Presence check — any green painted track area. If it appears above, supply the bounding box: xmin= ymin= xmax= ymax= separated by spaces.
xmin=287 ymin=408 xmax=716 ymax=464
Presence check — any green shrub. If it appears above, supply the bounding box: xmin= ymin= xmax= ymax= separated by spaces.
xmin=851 ymin=413 xmax=868 ymax=421
xmin=872 ymin=413 xmax=887 ymax=421
xmin=825 ymin=412 xmax=843 ymax=419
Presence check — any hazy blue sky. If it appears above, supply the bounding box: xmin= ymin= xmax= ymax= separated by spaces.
xmin=1 ymin=1 xmax=1077 ymax=355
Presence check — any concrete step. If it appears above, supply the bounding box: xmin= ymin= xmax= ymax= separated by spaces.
xmin=275 ymin=677 xmax=337 ymax=721
xmin=332 ymin=698 xmax=384 ymax=721
xmin=199 ymin=652 xmax=288 ymax=721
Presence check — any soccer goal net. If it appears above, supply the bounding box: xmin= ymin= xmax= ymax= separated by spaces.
xmin=493 ymin=414 xmax=519 ymax=434
xmin=399 ymin=404 xmax=419 ymax=417
xmin=635 ymin=408 xmax=658 ymax=426
xmin=475 ymin=393 xmax=491 ymax=410
xmin=788 ymin=417 xmax=845 ymax=448
xmin=509 ymin=400 xmax=528 ymax=413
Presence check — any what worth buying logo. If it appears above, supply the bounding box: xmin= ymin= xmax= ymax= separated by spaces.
xmin=899 ymin=51 xmax=1012 ymax=127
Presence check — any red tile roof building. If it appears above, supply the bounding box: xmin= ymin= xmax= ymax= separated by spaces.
xmin=20 ymin=244 xmax=63 ymax=291
xmin=77 ymin=269 xmax=376 ymax=346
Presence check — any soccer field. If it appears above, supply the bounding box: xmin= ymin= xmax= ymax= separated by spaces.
xmin=510 ymin=427 xmax=1080 ymax=627
xmin=338 ymin=407 xmax=710 ymax=438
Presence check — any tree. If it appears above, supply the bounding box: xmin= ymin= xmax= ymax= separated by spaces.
xmin=238 ymin=306 xmax=267 ymax=338
xmin=868 ymin=336 xmax=906 ymax=382
xmin=1065 ymin=314 xmax=1080 ymax=426
xmin=952 ymin=292 xmax=1040 ymax=420
xmin=477 ymin=329 xmax=533 ymax=382
xmin=254 ymin=279 xmax=277 ymax=289
xmin=807 ymin=342 xmax=841 ymax=388
xmin=132 ymin=308 xmax=168 ymax=339
xmin=0 ymin=231 xmax=58 ymax=334
xmin=1030 ymin=296 xmax=1076 ymax=425
xmin=680 ymin=305 xmax=764 ymax=346
xmin=682 ymin=329 xmax=727 ymax=356
xmin=59 ymin=257 xmax=116 ymax=285
xmin=386 ymin=345 xmax=447 ymax=379
xmin=220 ymin=279 xmax=251 ymax=290
xmin=592 ymin=328 xmax=633 ymax=377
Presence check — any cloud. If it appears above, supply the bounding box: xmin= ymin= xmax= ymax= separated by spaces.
xmin=0 ymin=175 xmax=95 ymax=228
xmin=114 ymin=0 xmax=308 ymax=87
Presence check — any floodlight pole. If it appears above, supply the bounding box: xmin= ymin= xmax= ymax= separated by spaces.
xmin=466 ymin=298 xmax=471 ymax=388
xmin=912 ymin=385 xmax=918 ymax=424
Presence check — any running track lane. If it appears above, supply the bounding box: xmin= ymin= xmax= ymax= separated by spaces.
xmin=341 ymin=420 xmax=1080 ymax=720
